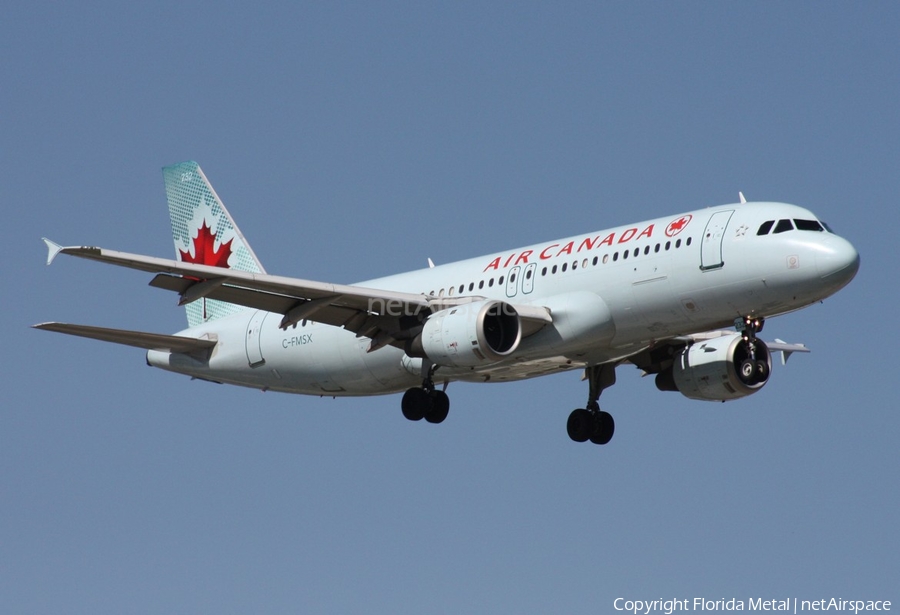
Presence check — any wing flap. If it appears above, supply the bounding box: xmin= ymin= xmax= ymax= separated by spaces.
xmin=150 ymin=274 xmax=366 ymax=329
xmin=33 ymin=322 xmax=217 ymax=356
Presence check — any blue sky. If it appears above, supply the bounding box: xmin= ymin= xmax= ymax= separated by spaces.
xmin=2 ymin=2 xmax=897 ymax=613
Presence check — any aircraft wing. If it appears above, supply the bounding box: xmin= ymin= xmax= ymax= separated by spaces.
xmin=43 ymin=240 xmax=552 ymax=349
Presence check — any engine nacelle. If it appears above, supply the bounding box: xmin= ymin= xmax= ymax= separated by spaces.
xmin=666 ymin=334 xmax=772 ymax=401
xmin=413 ymin=300 xmax=522 ymax=368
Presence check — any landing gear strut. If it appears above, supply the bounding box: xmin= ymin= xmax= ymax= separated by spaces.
xmin=401 ymin=362 xmax=449 ymax=424
xmin=736 ymin=316 xmax=769 ymax=385
xmin=567 ymin=364 xmax=616 ymax=445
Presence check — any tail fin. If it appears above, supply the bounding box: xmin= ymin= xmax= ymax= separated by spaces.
xmin=163 ymin=161 xmax=266 ymax=326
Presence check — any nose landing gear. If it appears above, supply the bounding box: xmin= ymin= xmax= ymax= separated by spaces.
xmin=736 ymin=316 xmax=769 ymax=385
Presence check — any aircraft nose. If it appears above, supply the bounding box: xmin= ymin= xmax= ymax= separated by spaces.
xmin=816 ymin=235 xmax=860 ymax=290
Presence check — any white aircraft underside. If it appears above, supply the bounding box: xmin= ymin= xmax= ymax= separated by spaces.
xmin=36 ymin=162 xmax=859 ymax=445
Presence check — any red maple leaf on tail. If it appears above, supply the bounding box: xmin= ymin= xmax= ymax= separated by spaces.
xmin=179 ymin=220 xmax=233 ymax=268
xmin=178 ymin=220 xmax=233 ymax=321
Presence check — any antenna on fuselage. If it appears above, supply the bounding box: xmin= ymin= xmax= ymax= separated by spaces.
xmin=739 ymin=192 xmax=747 ymax=204
xmin=427 ymin=258 xmax=435 ymax=268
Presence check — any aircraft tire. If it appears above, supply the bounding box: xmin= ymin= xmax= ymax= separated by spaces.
xmin=424 ymin=390 xmax=450 ymax=424
xmin=567 ymin=409 xmax=593 ymax=443
xmin=740 ymin=359 xmax=755 ymax=383
xmin=755 ymin=360 xmax=770 ymax=382
xmin=589 ymin=411 xmax=615 ymax=445
xmin=401 ymin=387 xmax=428 ymax=421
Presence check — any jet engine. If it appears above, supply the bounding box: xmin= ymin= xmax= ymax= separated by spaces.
xmin=656 ymin=333 xmax=772 ymax=401
xmin=407 ymin=300 xmax=522 ymax=368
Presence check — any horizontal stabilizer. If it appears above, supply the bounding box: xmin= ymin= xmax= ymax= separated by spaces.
xmin=33 ymin=322 xmax=217 ymax=357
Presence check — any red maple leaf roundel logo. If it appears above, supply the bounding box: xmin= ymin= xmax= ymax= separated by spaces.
xmin=179 ymin=220 xmax=233 ymax=268
xmin=665 ymin=215 xmax=692 ymax=237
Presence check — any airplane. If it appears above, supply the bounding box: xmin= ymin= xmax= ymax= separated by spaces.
xmin=35 ymin=161 xmax=860 ymax=445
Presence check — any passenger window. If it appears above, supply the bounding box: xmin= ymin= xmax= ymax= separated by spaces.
xmin=773 ymin=219 xmax=794 ymax=234
xmin=676 ymin=239 xmax=681 ymax=248
xmin=654 ymin=243 xmax=660 ymax=253
xmin=633 ymin=248 xmax=639 ymax=257
xmin=541 ymin=267 xmax=547 ymax=276
xmin=623 ymin=250 xmax=629 ymax=260
xmin=468 ymin=282 xmax=474 ymax=291
xmin=572 ymin=261 xmax=577 ymax=270
xmin=488 ymin=278 xmax=494 ymax=287
xmin=613 ymin=252 xmax=619 ymax=261
xmin=644 ymin=246 xmax=649 ymax=255
xmin=562 ymin=263 xmax=568 ymax=272
xmin=552 ymin=265 xmax=558 ymax=274
xmin=478 ymin=281 xmax=484 ymax=289
xmin=686 ymin=237 xmax=692 ymax=246
xmin=665 ymin=241 xmax=671 ymax=250
xmin=498 ymin=276 xmax=504 ymax=285
xmin=603 ymin=254 xmax=609 ymax=264
xmin=757 ymin=220 xmax=775 ymax=235
xmin=459 ymin=285 xmax=465 ymax=294
xmin=592 ymin=256 xmax=598 ymax=266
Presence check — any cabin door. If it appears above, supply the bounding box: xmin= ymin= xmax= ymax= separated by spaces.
xmin=245 ymin=310 xmax=268 ymax=367
xmin=700 ymin=210 xmax=734 ymax=270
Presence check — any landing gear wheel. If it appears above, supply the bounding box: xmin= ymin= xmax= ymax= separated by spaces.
xmin=401 ymin=387 xmax=428 ymax=421
xmin=755 ymin=360 xmax=770 ymax=382
xmin=424 ymin=390 xmax=450 ymax=424
xmin=567 ymin=364 xmax=618 ymax=445
xmin=589 ymin=411 xmax=615 ymax=445
xmin=567 ymin=409 xmax=593 ymax=443
xmin=740 ymin=359 xmax=755 ymax=382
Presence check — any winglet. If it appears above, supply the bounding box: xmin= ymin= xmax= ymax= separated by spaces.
xmin=42 ymin=238 xmax=64 ymax=265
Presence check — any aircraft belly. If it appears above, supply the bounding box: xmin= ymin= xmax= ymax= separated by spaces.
xmin=444 ymin=343 xmax=647 ymax=384
xmin=151 ymin=312 xmax=411 ymax=396
xmin=261 ymin=321 xmax=413 ymax=395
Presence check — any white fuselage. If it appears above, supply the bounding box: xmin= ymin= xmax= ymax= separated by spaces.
xmin=147 ymin=202 xmax=859 ymax=395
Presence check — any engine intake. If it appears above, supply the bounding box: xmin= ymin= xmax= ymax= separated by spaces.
xmin=660 ymin=333 xmax=772 ymax=401
xmin=408 ymin=300 xmax=522 ymax=368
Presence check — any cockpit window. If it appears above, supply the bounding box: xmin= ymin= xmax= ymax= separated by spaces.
xmin=794 ymin=219 xmax=824 ymax=232
xmin=773 ymin=219 xmax=794 ymax=234
xmin=757 ymin=220 xmax=775 ymax=235
xmin=821 ymin=221 xmax=835 ymax=233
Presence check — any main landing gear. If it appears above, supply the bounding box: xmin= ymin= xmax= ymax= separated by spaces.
xmin=401 ymin=363 xmax=449 ymax=424
xmin=567 ymin=364 xmax=617 ymax=445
